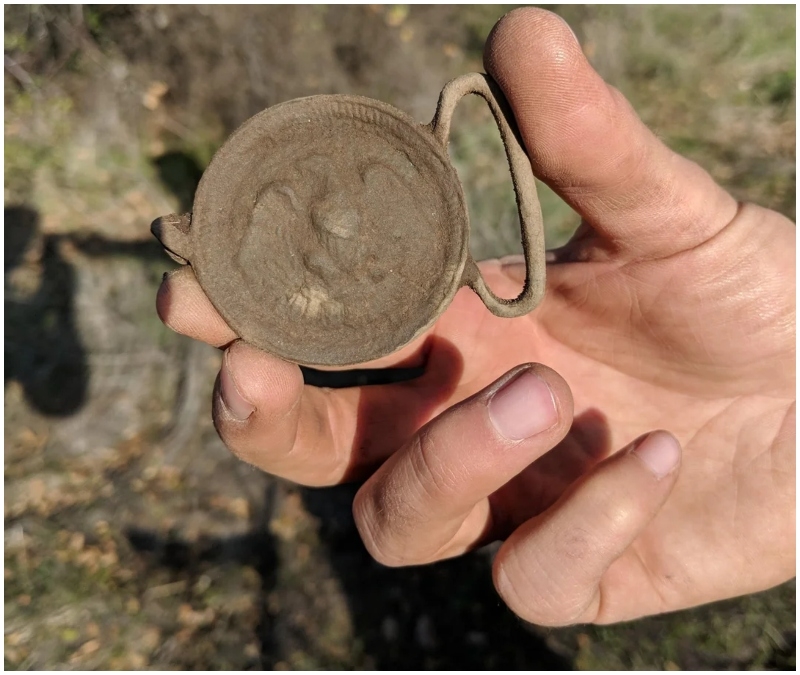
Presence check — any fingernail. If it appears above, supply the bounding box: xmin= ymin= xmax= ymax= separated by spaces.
xmin=488 ymin=368 xmax=558 ymax=441
xmin=220 ymin=348 xmax=255 ymax=421
xmin=632 ymin=431 xmax=681 ymax=479
xmin=158 ymin=270 xmax=179 ymax=296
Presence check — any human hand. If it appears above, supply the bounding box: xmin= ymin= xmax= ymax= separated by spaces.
xmin=156 ymin=7 xmax=795 ymax=626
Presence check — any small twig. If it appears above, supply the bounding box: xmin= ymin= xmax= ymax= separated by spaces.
xmin=143 ymin=580 xmax=187 ymax=601
xmin=4 ymin=55 xmax=37 ymax=92
xmin=160 ymin=115 xmax=200 ymax=144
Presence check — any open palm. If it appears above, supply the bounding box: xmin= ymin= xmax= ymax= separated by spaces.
xmin=157 ymin=9 xmax=794 ymax=625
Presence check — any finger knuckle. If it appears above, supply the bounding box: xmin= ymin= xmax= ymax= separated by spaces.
xmin=601 ymin=496 xmax=639 ymax=541
xmin=408 ymin=427 xmax=460 ymax=501
xmin=574 ymin=480 xmax=642 ymax=553
xmin=352 ymin=487 xmax=409 ymax=567
xmin=493 ymin=540 xmax=599 ymax=627
xmin=492 ymin=555 xmax=532 ymax=618
xmin=548 ymin=510 xmax=634 ymax=569
xmin=588 ymin=489 xmax=641 ymax=554
xmin=493 ymin=549 xmax=557 ymax=625
xmin=553 ymin=524 xmax=598 ymax=561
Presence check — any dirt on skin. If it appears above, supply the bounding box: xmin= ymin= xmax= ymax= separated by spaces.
xmin=4 ymin=5 xmax=795 ymax=670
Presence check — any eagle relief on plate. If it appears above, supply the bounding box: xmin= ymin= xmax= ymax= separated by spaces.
xmin=151 ymin=73 xmax=546 ymax=366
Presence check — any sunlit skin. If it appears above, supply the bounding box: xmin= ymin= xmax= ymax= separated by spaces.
xmin=156 ymin=8 xmax=795 ymax=626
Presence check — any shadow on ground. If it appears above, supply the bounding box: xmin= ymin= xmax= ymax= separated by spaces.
xmin=6 ymin=205 xmax=88 ymax=415
xmin=4 ymin=205 xmax=171 ymax=416
xmin=3 ymin=150 xmax=202 ymax=417
xmin=300 ymin=482 xmax=570 ymax=670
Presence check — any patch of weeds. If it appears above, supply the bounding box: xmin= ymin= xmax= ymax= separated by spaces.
xmin=538 ymin=182 xmax=579 ymax=248
xmin=753 ymin=68 xmax=795 ymax=108
xmin=4 ymin=27 xmax=31 ymax=53
xmin=4 ymin=92 xmax=76 ymax=202
xmin=448 ymin=95 xmax=578 ymax=259
xmin=83 ymin=6 xmax=104 ymax=39
xmin=82 ymin=5 xmax=136 ymax=49
xmin=459 ymin=5 xmax=518 ymax=58
xmin=563 ymin=580 xmax=797 ymax=670
xmin=736 ymin=5 xmax=796 ymax=59
xmin=448 ymin=95 xmax=568 ymax=260
xmin=4 ymin=137 xmax=48 ymax=200
xmin=625 ymin=50 xmax=677 ymax=84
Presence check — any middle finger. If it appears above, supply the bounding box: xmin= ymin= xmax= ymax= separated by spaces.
xmin=353 ymin=363 xmax=574 ymax=566
xmin=212 ymin=336 xmax=465 ymax=486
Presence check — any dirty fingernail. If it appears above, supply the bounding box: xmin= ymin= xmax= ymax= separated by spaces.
xmin=161 ymin=268 xmax=181 ymax=284
xmin=488 ymin=368 xmax=558 ymax=440
xmin=157 ymin=270 xmax=180 ymax=299
xmin=632 ymin=431 xmax=681 ymax=479
xmin=220 ymin=349 xmax=255 ymax=421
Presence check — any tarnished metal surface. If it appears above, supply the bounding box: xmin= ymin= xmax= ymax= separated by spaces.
xmin=152 ymin=73 xmax=546 ymax=366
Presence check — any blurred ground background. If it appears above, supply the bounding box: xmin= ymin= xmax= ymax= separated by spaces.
xmin=4 ymin=4 xmax=796 ymax=670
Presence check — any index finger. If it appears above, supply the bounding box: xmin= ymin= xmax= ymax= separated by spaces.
xmin=484 ymin=8 xmax=738 ymax=260
xmin=157 ymin=266 xmax=431 ymax=368
xmin=211 ymin=335 xmax=464 ymax=486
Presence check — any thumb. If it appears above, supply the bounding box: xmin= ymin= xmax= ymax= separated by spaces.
xmin=492 ymin=430 xmax=682 ymax=626
xmin=484 ymin=7 xmax=738 ymax=260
